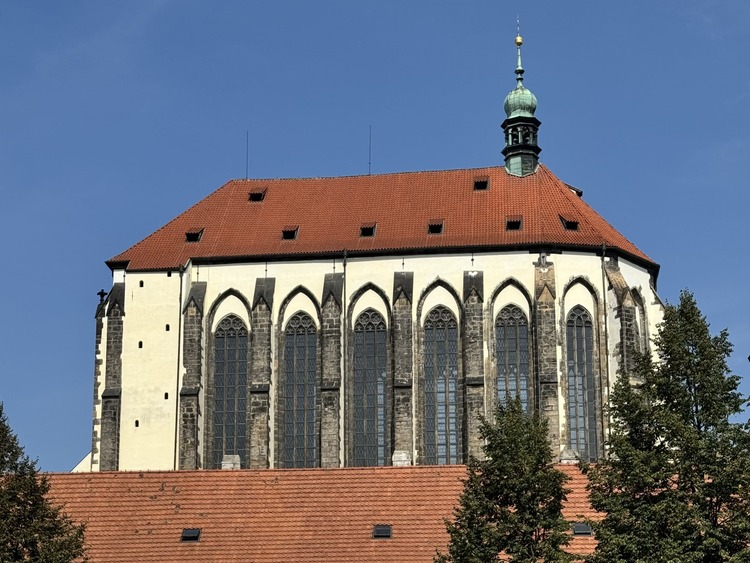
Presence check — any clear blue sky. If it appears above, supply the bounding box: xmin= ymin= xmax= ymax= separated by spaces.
xmin=1 ymin=1 xmax=748 ymax=471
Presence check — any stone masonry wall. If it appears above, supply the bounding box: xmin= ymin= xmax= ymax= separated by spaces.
xmin=320 ymin=295 xmax=342 ymax=467
xmin=179 ymin=299 xmax=202 ymax=469
xmin=462 ymin=276 xmax=485 ymax=460
xmin=99 ymin=301 xmax=123 ymax=471
xmin=248 ymin=299 xmax=271 ymax=468
xmin=392 ymin=290 xmax=413 ymax=464
xmin=534 ymin=260 xmax=560 ymax=455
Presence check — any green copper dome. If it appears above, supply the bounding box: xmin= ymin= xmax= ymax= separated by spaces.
xmin=503 ymin=33 xmax=537 ymax=118
xmin=504 ymin=84 xmax=537 ymax=118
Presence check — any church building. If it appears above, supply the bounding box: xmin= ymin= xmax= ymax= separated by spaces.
xmin=86 ymin=34 xmax=661 ymax=473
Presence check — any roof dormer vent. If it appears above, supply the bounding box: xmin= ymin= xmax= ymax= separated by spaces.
xmin=473 ymin=178 xmax=489 ymax=191
xmin=248 ymin=188 xmax=266 ymax=202
xmin=282 ymin=226 xmax=299 ymax=240
xmin=506 ymin=216 xmax=522 ymax=231
xmin=428 ymin=219 xmax=444 ymax=235
xmin=185 ymin=228 xmax=204 ymax=243
xmin=360 ymin=223 xmax=376 ymax=237
xmin=560 ymin=216 xmax=579 ymax=231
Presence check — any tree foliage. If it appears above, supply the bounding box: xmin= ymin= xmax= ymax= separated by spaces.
xmin=584 ymin=290 xmax=750 ymax=563
xmin=0 ymin=402 xmax=86 ymax=562
xmin=436 ymin=398 xmax=573 ymax=563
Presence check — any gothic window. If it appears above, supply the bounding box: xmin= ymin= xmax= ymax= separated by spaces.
xmin=212 ymin=315 xmax=248 ymax=468
xmin=632 ymin=291 xmax=648 ymax=354
xmin=353 ymin=309 xmax=387 ymax=466
xmin=566 ymin=305 xmax=599 ymax=461
xmin=423 ymin=306 xmax=461 ymax=465
xmin=495 ymin=305 xmax=530 ymax=411
xmin=282 ymin=312 xmax=318 ymax=468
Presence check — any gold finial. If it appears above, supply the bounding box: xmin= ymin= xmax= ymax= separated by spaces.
xmin=515 ymin=15 xmax=523 ymax=46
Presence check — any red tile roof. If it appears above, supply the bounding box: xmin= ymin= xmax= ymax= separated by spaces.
xmin=108 ymin=165 xmax=656 ymax=272
xmin=48 ymin=465 xmax=597 ymax=563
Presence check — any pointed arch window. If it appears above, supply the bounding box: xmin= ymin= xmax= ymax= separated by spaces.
xmin=353 ymin=309 xmax=388 ymax=466
xmin=566 ymin=305 xmax=599 ymax=461
xmin=632 ymin=291 xmax=648 ymax=354
xmin=423 ymin=306 xmax=461 ymax=465
xmin=213 ymin=315 xmax=248 ymax=468
xmin=282 ymin=312 xmax=318 ymax=468
xmin=496 ymin=305 xmax=530 ymax=411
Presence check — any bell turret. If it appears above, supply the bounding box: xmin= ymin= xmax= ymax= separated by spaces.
xmin=502 ymin=33 xmax=541 ymax=176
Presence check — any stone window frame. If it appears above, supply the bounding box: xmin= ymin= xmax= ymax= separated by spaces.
xmin=204 ymin=290 xmax=253 ymax=469
xmin=345 ymin=284 xmax=393 ymax=467
xmin=486 ymin=279 xmax=535 ymax=417
xmin=414 ymin=280 xmax=465 ymax=466
xmin=274 ymin=287 xmax=323 ymax=468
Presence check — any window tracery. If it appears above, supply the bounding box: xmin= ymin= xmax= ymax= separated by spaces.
xmin=495 ymin=305 xmax=530 ymax=411
xmin=353 ymin=309 xmax=387 ymax=466
xmin=423 ymin=306 xmax=461 ymax=464
xmin=566 ymin=305 xmax=598 ymax=461
xmin=282 ymin=312 xmax=318 ymax=468
xmin=212 ymin=315 xmax=248 ymax=468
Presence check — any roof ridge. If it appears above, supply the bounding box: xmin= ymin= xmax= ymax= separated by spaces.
xmin=226 ymin=165 xmax=506 ymax=183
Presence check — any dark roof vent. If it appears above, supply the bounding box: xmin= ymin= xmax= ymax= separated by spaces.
xmin=360 ymin=223 xmax=376 ymax=237
xmin=560 ymin=216 xmax=579 ymax=231
xmin=372 ymin=524 xmax=392 ymax=539
xmin=572 ymin=522 xmax=593 ymax=536
xmin=248 ymin=188 xmax=267 ymax=202
xmin=473 ymin=177 xmax=489 ymax=191
xmin=181 ymin=528 xmax=202 ymax=542
xmin=428 ymin=219 xmax=444 ymax=235
xmin=185 ymin=228 xmax=204 ymax=243
xmin=506 ymin=216 xmax=522 ymax=231
xmin=282 ymin=226 xmax=299 ymax=240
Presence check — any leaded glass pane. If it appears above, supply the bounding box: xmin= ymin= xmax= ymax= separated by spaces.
xmin=495 ymin=305 xmax=530 ymax=413
xmin=423 ymin=306 xmax=460 ymax=465
xmin=353 ymin=309 xmax=387 ymax=466
xmin=566 ymin=306 xmax=598 ymax=461
xmin=282 ymin=312 xmax=318 ymax=468
xmin=213 ymin=315 xmax=248 ymax=468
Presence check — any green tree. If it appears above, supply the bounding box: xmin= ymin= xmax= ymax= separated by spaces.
xmin=0 ymin=402 xmax=86 ymax=562
xmin=584 ymin=290 xmax=750 ymax=563
xmin=436 ymin=398 xmax=573 ymax=563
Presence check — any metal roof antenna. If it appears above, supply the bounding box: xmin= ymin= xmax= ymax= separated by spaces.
xmin=245 ymin=130 xmax=249 ymax=179
xmin=368 ymin=124 xmax=372 ymax=175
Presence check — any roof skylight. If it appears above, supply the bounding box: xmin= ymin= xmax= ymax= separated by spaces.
xmin=372 ymin=524 xmax=392 ymax=539
xmin=572 ymin=522 xmax=593 ymax=536
xmin=181 ymin=528 xmax=202 ymax=542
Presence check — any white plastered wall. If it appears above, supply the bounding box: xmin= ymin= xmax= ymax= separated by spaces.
xmin=117 ymin=271 xmax=182 ymax=470
xmin=103 ymin=249 xmax=661 ymax=470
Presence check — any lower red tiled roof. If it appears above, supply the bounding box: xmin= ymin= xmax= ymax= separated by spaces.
xmin=48 ymin=464 xmax=597 ymax=563
xmin=108 ymin=165 xmax=656 ymax=272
